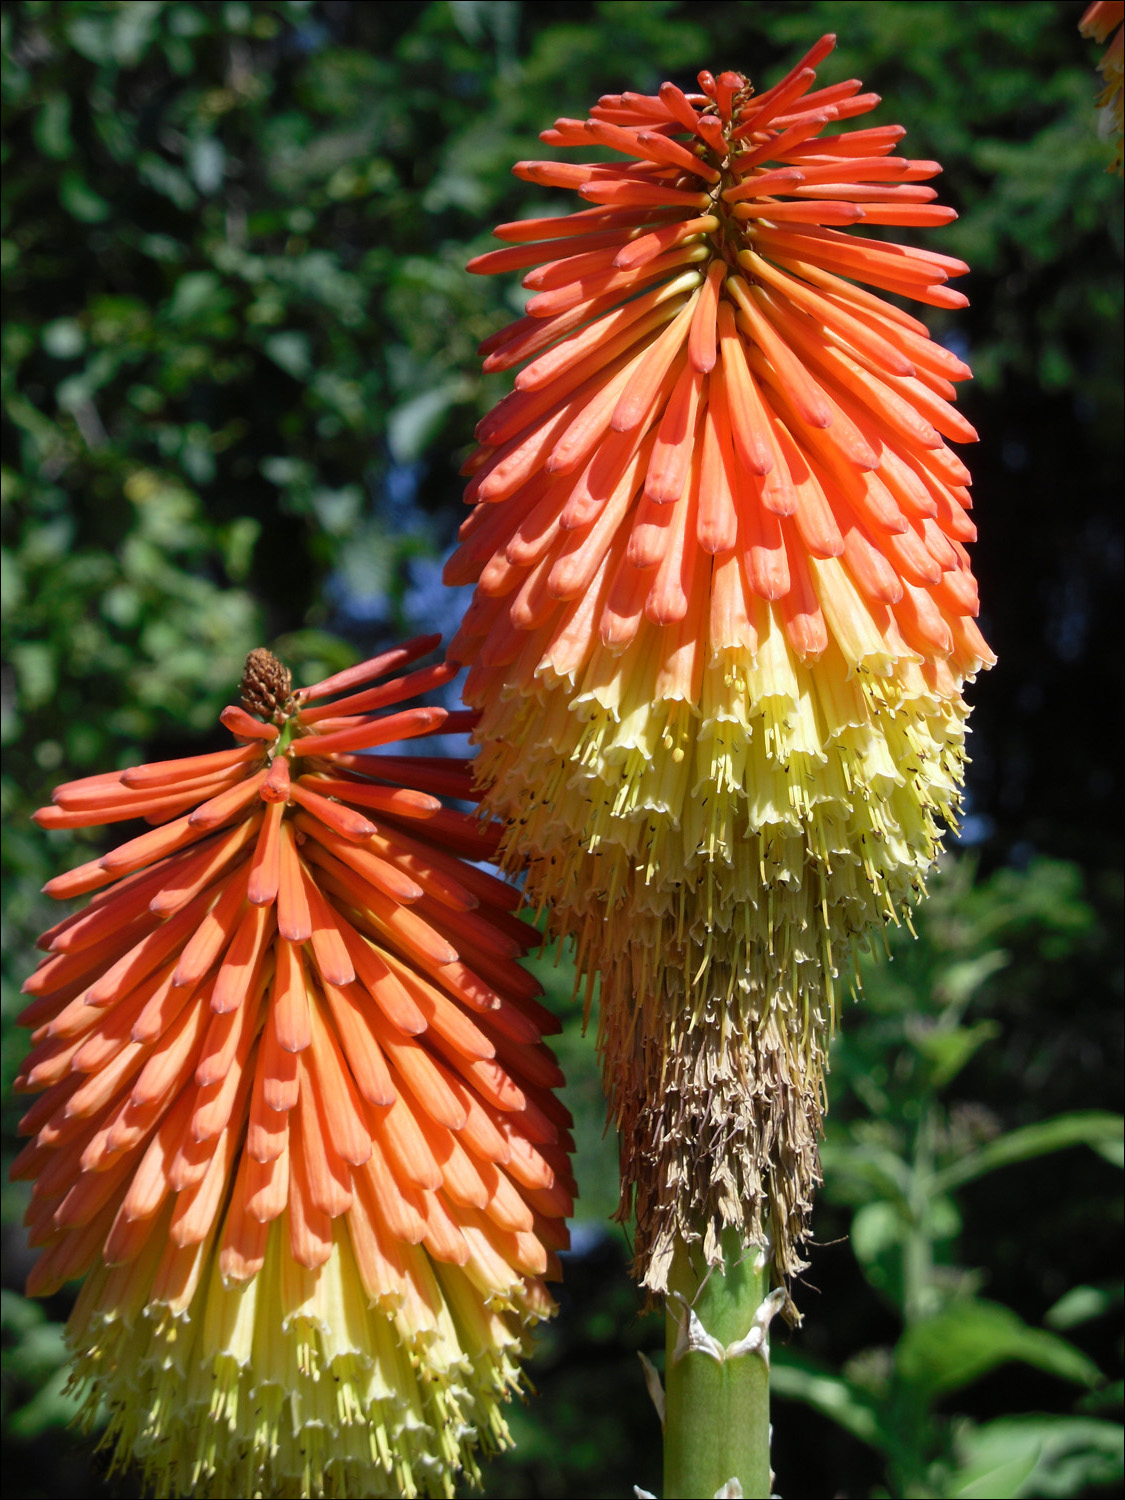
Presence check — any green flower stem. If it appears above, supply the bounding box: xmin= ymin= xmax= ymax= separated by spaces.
xmin=662 ymin=1230 xmax=773 ymax=1499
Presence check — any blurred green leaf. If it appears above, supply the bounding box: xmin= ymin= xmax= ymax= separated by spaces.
xmin=947 ymin=1443 xmax=1041 ymax=1499
xmin=819 ymin=1138 xmax=913 ymax=1208
xmin=264 ymin=330 xmax=312 ymax=380
xmin=58 ymin=167 xmax=109 ymax=222
xmin=32 ymin=94 xmax=72 ymax=160
xmin=932 ymin=1113 xmax=1125 ymax=1194
xmin=950 ymin=1415 xmax=1124 ymax=1499
xmin=388 ymin=381 xmax=472 ymax=465
xmin=0 ymin=1290 xmax=80 ymax=1439
xmin=914 ymin=1019 xmax=1002 ymax=1089
xmin=165 ymin=271 xmax=226 ymax=324
xmin=1045 ymin=1283 xmax=1123 ymax=1332
xmin=770 ymin=1354 xmax=884 ymax=1449
xmin=40 ymin=319 xmax=85 ymax=360
xmin=897 ymin=1299 xmax=1102 ymax=1398
xmin=933 ymin=951 xmax=1011 ymax=1010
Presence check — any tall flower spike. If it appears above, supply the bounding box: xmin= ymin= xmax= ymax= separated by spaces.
xmin=1081 ymin=1 xmax=1124 ymax=173
xmin=15 ymin=636 xmax=574 ymax=1500
xmin=448 ymin=40 xmax=992 ymax=1299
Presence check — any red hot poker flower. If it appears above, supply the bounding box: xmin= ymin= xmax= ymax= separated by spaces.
xmin=448 ymin=40 xmax=993 ymax=1294
xmin=15 ymin=637 xmax=574 ymax=1500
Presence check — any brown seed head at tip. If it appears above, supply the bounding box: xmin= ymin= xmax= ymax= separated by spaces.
xmin=240 ymin=648 xmax=295 ymax=725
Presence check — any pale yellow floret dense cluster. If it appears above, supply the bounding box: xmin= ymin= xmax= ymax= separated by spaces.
xmin=69 ymin=1218 xmax=544 ymax=1499
xmin=479 ymin=588 xmax=972 ymax=997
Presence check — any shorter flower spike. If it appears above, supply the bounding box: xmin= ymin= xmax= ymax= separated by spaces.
xmin=16 ymin=639 xmax=574 ymax=1500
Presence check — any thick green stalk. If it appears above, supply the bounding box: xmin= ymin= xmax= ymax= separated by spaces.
xmin=662 ymin=1230 xmax=776 ymax=1499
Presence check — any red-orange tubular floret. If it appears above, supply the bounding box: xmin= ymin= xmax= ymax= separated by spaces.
xmin=450 ymin=37 xmax=990 ymax=685
xmin=15 ymin=634 xmax=573 ymax=1303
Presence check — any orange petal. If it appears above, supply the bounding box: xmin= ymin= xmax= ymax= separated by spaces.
xmin=218 ymin=705 xmax=279 ymax=741
xmin=245 ymin=1137 xmax=290 ymax=1221
xmin=716 ymin=303 xmax=774 ymax=476
xmin=345 ymin=1180 xmax=408 ymax=1304
xmin=211 ymin=900 xmax=276 ymax=1015
xmin=306 ymin=996 xmax=374 ymax=1167
xmin=26 ymin=1199 xmax=118 ymax=1297
xmin=299 ymin=865 xmax=356 ymax=987
xmin=247 ymin=798 xmax=285 ymax=907
xmin=54 ymin=1146 xmax=136 ymax=1230
xmin=354 ymin=1137 xmax=426 ymax=1245
xmin=335 ymin=919 xmax=427 ymax=1035
xmin=121 ymin=744 xmax=264 ymax=790
xmin=696 ymin=396 xmax=738 ymax=555
xmin=646 ymin=459 xmax=702 ymax=625
xmin=372 ymin=1092 xmax=444 ymax=1193
xmin=172 ymin=865 xmax=250 ymax=989
xmin=611 ymin=294 xmax=699 ymax=432
xmin=169 ymin=1119 xmax=242 ymax=1248
xmin=286 ymin=1123 xmax=335 ymax=1269
xmin=217 ymin=1149 xmax=270 ymax=1281
xmin=297 ymin=818 xmax=424 ymax=905
xmin=416 ymin=1190 xmax=470 ymax=1266
xmin=293 ymin=1055 xmax=353 ymax=1217
xmin=248 ymin=1033 xmax=293 ymax=1160
xmin=726 ymin=275 xmax=833 ymax=429
xmin=23 ymin=914 xmax=155 ymax=1001
xmin=193 ymin=987 xmax=260 ymax=1118
xmin=99 ymin=812 xmax=214 ymax=880
xmin=294 ymin=774 xmax=441 ymax=823
xmin=147 ymin=816 xmax=263 ymax=918
xmin=130 ymin=990 xmax=212 ymax=1108
xmin=261 ymin=753 xmax=291 ymax=803
xmin=64 ymin=1040 xmax=146 ymax=1122
xmin=116 ymin=1087 xmax=195 ymax=1225
xmin=319 ymin=978 xmax=396 ymax=1107
xmin=130 ymin=962 xmax=198 ymax=1045
xmin=370 ymin=1020 xmax=468 ymax=1134
xmin=779 ymin=516 xmax=829 ymax=658
xmin=271 ymin=938 xmax=311 ymax=1055
xmin=286 ymin=779 xmax=375 ymax=841
xmin=645 ymin=360 xmax=706 ymax=503
xmin=276 ymin=823 xmax=311 ymax=943
xmin=287 ymin=705 xmax=447 ymax=759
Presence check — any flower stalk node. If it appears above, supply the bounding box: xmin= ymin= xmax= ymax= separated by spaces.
xmin=669 ymin=1284 xmax=786 ymax=1369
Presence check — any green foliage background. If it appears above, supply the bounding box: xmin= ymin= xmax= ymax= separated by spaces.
xmin=1 ymin=3 xmax=1121 ymax=1497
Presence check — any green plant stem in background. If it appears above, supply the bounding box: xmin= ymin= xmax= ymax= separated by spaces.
xmin=663 ymin=1230 xmax=772 ymax=1499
